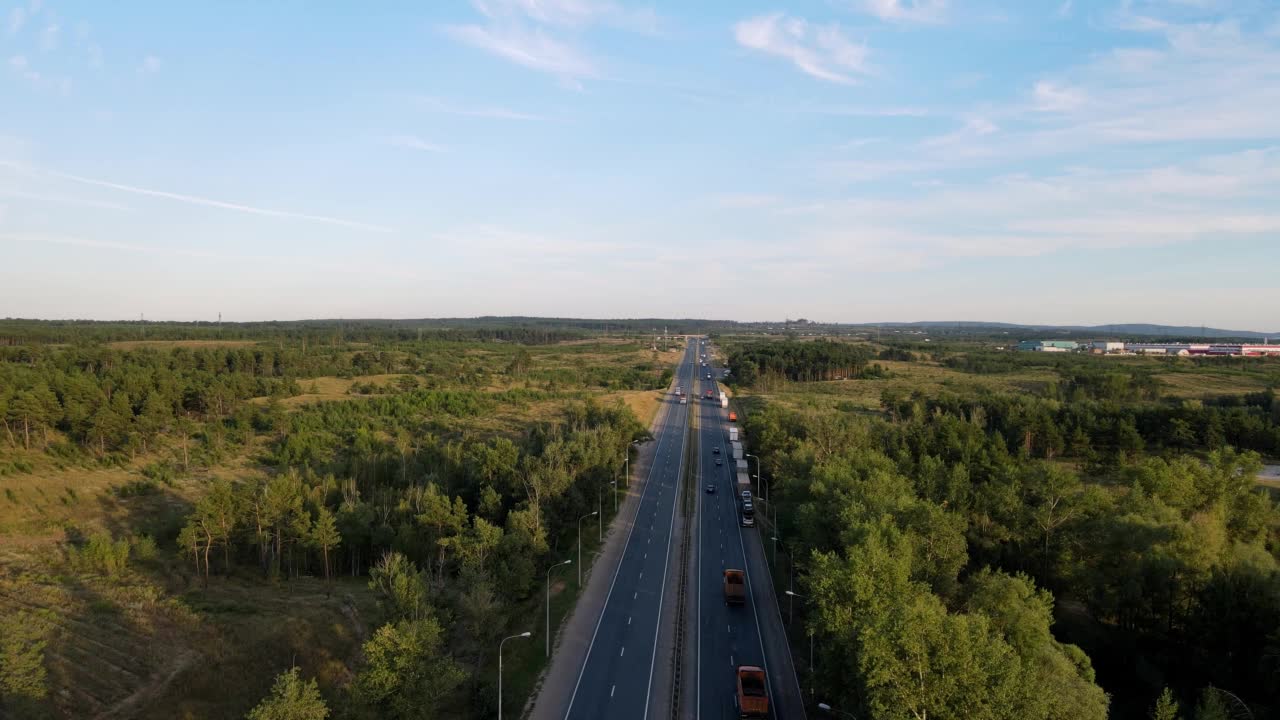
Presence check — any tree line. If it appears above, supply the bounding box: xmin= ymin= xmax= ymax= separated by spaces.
xmin=743 ymin=383 xmax=1280 ymax=718
xmin=727 ymin=339 xmax=882 ymax=386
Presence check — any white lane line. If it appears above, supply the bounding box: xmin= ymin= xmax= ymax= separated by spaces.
xmin=730 ymin=655 xmax=735 ymax=666
xmin=639 ymin=571 xmax=643 ymax=580
xmin=611 ymin=684 xmax=616 ymax=698
xmin=620 ymin=647 xmax=625 ymax=657
xmin=628 ymin=616 xmax=632 ymax=625
xmin=563 ymin=385 xmax=679 ymax=720
xmin=642 ymin=374 xmax=690 ymax=720
xmin=634 ymin=592 xmax=638 ymax=600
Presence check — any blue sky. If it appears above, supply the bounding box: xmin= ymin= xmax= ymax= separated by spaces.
xmin=2 ymin=0 xmax=1279 ymax=329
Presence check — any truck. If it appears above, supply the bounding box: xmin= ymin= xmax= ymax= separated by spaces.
xmin=728 ymin=427 xmax=739 ymax=442
xmin=704 ymin=389 xmax=715 ymax=402
xmin=719 ymin=392 xmax=729 ymax=408
xmin=728 ymin=411 xmax=738 ymax=422
xmin=723 ymin=569 xmax=745 ymax=606
xmin=731 ymin=441 xmax=743 ymax=460
xmin=735 ymin=666 xmax=769 ymax=718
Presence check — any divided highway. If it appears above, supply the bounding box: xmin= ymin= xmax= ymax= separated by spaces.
xmin=696 ymin=342 xmax=806 ymax=720
xmin=562 ymin=341 xmax=697 ymax=720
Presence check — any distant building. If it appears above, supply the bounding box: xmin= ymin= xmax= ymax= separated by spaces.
xmin=1017 ymin=340 xmax=1079 ymax=352
xmin=1091 ymin=341 xmax=1125 ymax=354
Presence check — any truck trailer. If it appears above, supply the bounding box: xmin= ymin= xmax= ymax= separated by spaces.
xmin=735 ymin=666 xmax=769 ymax=718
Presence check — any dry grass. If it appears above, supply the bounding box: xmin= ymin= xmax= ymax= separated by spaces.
xmin=751 ymin=360 xmax=1058 ymax=414
xmin=252 ymin=374 xmax=413 ymax=408
xmin=1153 ymin=371 xmax=1273 ymax=399
xmin=107 ymin=340 xmax=260 ymax=350
xmin=0 ymin=557 xmax=377 ymax=720
xmin=603 ymin=389 xmax=667 ymax=428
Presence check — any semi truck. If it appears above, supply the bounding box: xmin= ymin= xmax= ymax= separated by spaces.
xmin=728 ymin=411 xmax=738 ymax=422
xmin=723 ymin=569 xmax=745 ymax=606
xmin=728 ymin=427 xmax=739 ymax=442
xmin=735 ymin=666 xmax=769 ymax=718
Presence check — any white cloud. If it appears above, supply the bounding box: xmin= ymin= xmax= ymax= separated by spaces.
xmin=472 ymin=0 xmax=658 ymax=33
xmin=445 ymin=23 xmax=596 ymax=79
xmin=138 ymin=55 xmax=161 ymax=74
xmin=0 ymin=187 xmax=132 ymax=211
xmin=734 ymin=14 xmax=869 ymax=85
xmin=38 ymin=22 xmax=56 ymax=51
xmin=383 ymin=135 xmax=448 ymax=153
xmin=855 ymin=0 xmax=947 ymax=24
xmin=0 ymin=161 xmax=394 ymax=232
xmin=6 ymin=7 xmax=24 ymax=35
xmin=1057 ymin=1 xmax=1073 ymax=19
xmin=414 ymin=96 xmax=543 ymax=121
xmin=1032 ymin=81 xmax=1085 ymax=111
xmin=785 ymin=146 xmax=1280 ymax=269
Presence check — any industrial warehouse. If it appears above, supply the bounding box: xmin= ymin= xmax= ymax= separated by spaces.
xmin=1017 ymin=340 xmax=1280 ymax=356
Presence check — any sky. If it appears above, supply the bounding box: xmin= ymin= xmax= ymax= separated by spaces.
xmin=2 ymin=0 xmax=1279 ymax=329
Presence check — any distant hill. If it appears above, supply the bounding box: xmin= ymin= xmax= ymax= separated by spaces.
xmin=846 ymin=322 xmax=1279 ymax=340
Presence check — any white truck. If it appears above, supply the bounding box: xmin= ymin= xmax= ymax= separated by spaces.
xmin=728 ymin=427 xmax=739 ymax=443
xmin=731 ymin=441 xmax=743 ymax=460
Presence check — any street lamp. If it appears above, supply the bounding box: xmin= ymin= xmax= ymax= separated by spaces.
xmin=817 ymin=702 xmax=856 ymax=719
xmin=770 ymin=534 xmax=778 ymax=566
xmin=545 ymin=559 xmax=571 ymax=657
xmin=579 ymin=511 xmax=598 ymax=587
xmin=498 ymin=631 xmax=531 ymax=720
xmin=745 ymin=453 xmax=764 ymax=504
xmin=786 ymin=591 xmax=814 ymax=698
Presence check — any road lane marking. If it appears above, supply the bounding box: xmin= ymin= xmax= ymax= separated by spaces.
xmin=620 ymin=647 xmax=625 ymax=657
xmin=611 ymin=685 xmax=616 ymax=698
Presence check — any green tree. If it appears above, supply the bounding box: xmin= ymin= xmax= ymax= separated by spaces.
xmin=1192 ymin=688 xmax=1229 ymax=720
xmin=349 ymin=618 xmax=466 ymax=720
xmin=246 ymin=667 xmax=329 ymax=720
xmin=310 ymin=505 xmax=341 ymax=584
xmin=369 ymin=551 xmax=430 ymax=621
xmin=1151 ymin=687 xmax=1180 ymax=720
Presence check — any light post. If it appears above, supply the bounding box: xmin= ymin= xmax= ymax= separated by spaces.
xmin=545 ymin=559 xmax=571 ymax=657
xmin=579 ymin=511 xmax=598 ymax=587
xmin=623 ymin=439 xmax=640 ymax=489
xmin=786 ymin=590 xmax=814 ymax=699
xmin=498 ymin=631 xmax=531 ymax=720
xmin=770 ymin=533 xmax=778 ymax=566
xmin=817 ymin=702 xmax=856 ymax=719
xmin=746 ymin=454 xmax=764 ymax=504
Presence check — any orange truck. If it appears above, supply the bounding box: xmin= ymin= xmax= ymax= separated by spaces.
xmin=723 ymin=569 xmax=745 ymax=606
xmin=728 ymin=411 xmax=738 ymax=422
xmin=735 ymin=666 xmax=769 ymax=718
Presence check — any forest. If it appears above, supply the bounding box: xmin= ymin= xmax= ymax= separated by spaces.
xmin=730 ymin=340 xmax=1280 ymax=719
xmin=0 ymin=326 xmax=670 ymax=719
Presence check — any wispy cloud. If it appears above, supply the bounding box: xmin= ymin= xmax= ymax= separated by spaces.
xmin=38 ymin=22 xmax=57 ymax=51
xmin=0 ymin=187 xmax=132 ymax=211
xmin=855 ymin=0 xmax=948 ymax=24
xmin=1 ymin=162 xmax=394 ymax=233
xmin=414 ymin=95 xmax=543 ymax=121
xmin=472 ymin=0 xmax=659 ymax=33
xmin=6 ymin=7 xmax=24 ymax=36
xmin=383 ymin=135 xmax=448 ymax=153
xmin=445 ymin=23 xmax=596 ymax=79
xmin=734 ymin=14 xmax=869 ymax=85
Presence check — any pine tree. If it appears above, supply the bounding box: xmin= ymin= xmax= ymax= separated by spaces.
xmin=246 ymin=667 xmax=329 ymax=720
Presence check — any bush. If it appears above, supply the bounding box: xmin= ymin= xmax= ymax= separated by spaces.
xmin=72 ymin=532 xmax=131 ymax=576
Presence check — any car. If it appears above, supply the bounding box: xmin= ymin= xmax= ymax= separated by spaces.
xmin=716 ymin=458 xmax=723 ymax=466
xmin=705 ymin=484 xmax=716 ymax=494
xmin=713 ymin=447 xmax=721 ymax=454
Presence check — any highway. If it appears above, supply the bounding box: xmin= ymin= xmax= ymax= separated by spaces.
xmin=562 ymin=340 xmax=697 ymax=720
xmin=695 ymin=340 xmax=806 ymax=720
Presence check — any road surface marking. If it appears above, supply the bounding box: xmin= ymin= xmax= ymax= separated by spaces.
xmin=634 ymin=592 xmax=638 ymax=600
xmin=611 ymin=685 xmax=616 ymax=698
xmin=628 ymin=616 xmax=631 ymax=625
xmin=620 ymin=647 xmax=625 ymax=657
xmin=639 ymin=571 xmax=643 ymax=580
xmin=730 ymin=655 xmax=735 ymax=666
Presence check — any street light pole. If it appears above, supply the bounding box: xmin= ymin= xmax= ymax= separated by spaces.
xmin=578 ymin=511 xmax=598 ymax=587
xmin=545 ymin=559 xmax=571 ymax=657
xmin=787 ymin=590 xmax=816 ymax=699
xmin=498 ymin=631 xmax=531 ymax=720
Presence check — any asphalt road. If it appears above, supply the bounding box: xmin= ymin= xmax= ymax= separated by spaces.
xmin=696 ymin=342 xmax=807 ymax=720
xmin=562 ymin=341 xmax=696 ymax=720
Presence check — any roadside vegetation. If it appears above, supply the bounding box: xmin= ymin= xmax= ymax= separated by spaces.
xmin=0 ymin=320 xmax=677 ymax=719
xmin=726 ymin=337 xmax=1280 ymax=720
